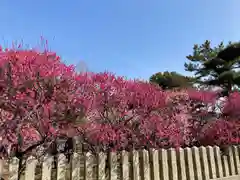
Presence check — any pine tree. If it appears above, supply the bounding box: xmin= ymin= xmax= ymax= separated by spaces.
xmin=185 ymin=40 xmax=240 ymax=96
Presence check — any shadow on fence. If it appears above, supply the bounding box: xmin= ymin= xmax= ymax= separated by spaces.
xmin=0 ymin=145 xmax=239 ymax=180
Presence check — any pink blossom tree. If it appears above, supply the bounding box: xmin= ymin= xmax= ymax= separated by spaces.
xmin=0 ymin=42 xmax=239 ymax=162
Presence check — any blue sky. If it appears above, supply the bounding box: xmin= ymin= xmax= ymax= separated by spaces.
xmin=0 ymin=1 xmax=239 ymax=80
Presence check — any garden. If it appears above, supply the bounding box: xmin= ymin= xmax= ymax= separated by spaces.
xmin=0 ymin=40 xmax=240 ymax=162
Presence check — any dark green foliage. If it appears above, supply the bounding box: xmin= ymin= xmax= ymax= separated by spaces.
xmin=217 ymin=43 xmax=240 ymax=61
xmin=185 ymin=40 xmax=240 ymax=96
xmin=149 ymin=71 xmax=194 ymax=90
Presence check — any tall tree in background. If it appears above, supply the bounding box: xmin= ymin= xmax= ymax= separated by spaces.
xmin=185 ymin=40 xmax=240 ymax=96
xmin=149 ymin=71 xmax=194 ymax=90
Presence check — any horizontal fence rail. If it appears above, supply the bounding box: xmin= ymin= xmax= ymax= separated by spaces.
xmin=0 ymin=145 xmax=239 ymax=180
